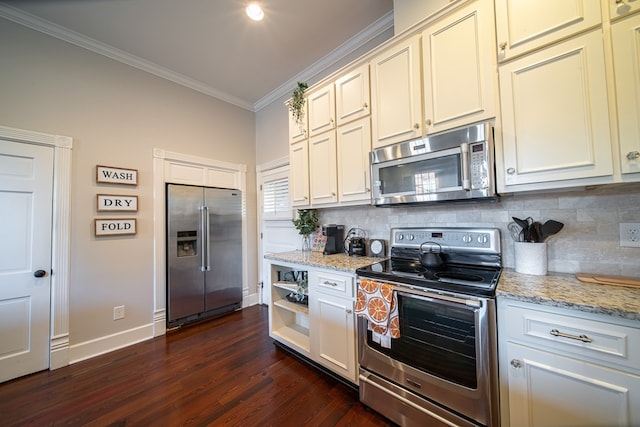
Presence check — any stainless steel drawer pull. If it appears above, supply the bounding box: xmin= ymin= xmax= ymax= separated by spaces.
xmin=323 ymin=280 xmax=338 ymax=287
xmin=550 ymin=329 xmax=593 ymax=343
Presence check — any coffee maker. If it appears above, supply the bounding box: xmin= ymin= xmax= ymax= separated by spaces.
xmin=322 ymin=224 xmax=344 ymax=255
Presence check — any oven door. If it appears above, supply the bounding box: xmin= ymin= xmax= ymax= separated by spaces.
xmin=358 ymin=285 xmax=499 ymax=426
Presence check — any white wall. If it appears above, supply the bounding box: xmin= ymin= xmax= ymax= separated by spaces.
xmin=0 ymin=18 xmax=258 ymax=356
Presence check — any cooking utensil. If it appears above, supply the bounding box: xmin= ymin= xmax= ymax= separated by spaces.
xmin=508 ymin=222 xmax=523 ymax=242
xmin=531 ymin=221 xmax=542 ymax=243
xmin=512 ymin=217 xmax=530 ymax=241
xmin=420 ymin=241 xmax=444 ymax=269
xmin=541 ymin=220 xmax=564 ymax=241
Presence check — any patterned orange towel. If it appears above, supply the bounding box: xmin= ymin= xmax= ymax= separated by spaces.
xmin=355 ymin=279 xmax=400 ymax=343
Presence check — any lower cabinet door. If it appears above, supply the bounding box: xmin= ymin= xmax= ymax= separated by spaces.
xmin=506 ymin=342 xmax=640 ymax=427
xmin=309 ymin=291 xmax=357 ymax=384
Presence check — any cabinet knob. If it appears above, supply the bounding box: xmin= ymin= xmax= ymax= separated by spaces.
xmin=627 ymin=151 xmax=640 ymax=160
xmin=499 ymin=42 xmax=507 ymax=51
xmin=413 ymin=123 xmax=419 ymax=130
xmin=510 ymin=359 xmax=522 ymax=369
xmin=363 ymin=102 xmax=368 ymax=109
xmin=425 ymin=119 xmax=432 ymax=126
xmin=332 ymin=192 xmax=336 ymax=196
xmin=507 ymin=167 xmax=516 ymax=175
xmin=346 ymin=309 xmax=353 ymax=314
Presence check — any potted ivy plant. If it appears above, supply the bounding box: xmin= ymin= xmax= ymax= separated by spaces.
xmin=292 ymin=209 xmax=319 ymax=251
xmin=288 ymin=82 xmax=308 ymax=129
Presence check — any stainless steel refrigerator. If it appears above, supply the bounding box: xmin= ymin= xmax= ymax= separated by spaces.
xmin=166 ymin=184 xmax=242 ymax=327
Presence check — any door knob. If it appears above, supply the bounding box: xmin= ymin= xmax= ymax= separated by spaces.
xmin=34 ymin=269 xmax=47 ymax=278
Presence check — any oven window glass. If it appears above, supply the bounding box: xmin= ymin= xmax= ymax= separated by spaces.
xmin=367 ymin=294 xmax=478 ymax=389
xmin=378 ymin=155 xmax=461 ymax=195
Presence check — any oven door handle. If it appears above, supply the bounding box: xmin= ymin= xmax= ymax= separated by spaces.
xmin=397 ymin=288 xmax=482 ymax=308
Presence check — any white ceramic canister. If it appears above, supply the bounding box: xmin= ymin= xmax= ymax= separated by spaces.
xmin=514 ymin=242 xmax=547 ymax=275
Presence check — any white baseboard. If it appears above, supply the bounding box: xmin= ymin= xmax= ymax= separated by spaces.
xmin=243 ymin=293 xmax=259 ymax=307
xmin=69 ymin=323 xmax=154 ymax=364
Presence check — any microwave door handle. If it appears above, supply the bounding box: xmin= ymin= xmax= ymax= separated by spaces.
xmin=460 ymin=142 xmax=471 ymax=190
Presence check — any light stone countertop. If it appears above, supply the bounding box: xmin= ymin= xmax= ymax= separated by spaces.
xmin=498 ymin=269 xmax=640 ymax=321
xmin=264 ymin=251 xmax=385 ymax=273
xmin=264 ymin=251 xmax=640 ymax=321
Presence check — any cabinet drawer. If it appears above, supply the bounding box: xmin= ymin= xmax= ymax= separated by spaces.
xmin=313 ymin=271 xmax=354 ymax=298
xmin=502 ymin=301 xmax=640 ymax=372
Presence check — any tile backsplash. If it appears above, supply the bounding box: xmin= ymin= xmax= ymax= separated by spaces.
xmin=319 ymin=184 xmax=640 ymax=276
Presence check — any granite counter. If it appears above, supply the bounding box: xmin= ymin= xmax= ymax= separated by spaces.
xmin=498 ymin=269 xmax=640 ymax=321
xmin=264 ymin=251 xmax=384 ymax=274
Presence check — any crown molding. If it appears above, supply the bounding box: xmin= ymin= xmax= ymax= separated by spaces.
xmin=0 ymin=3 xmax=254 ymax=111
xmin=253 ymin=10 xmax=394 ymax=112
xmin=0 ymin=3 xmax=393 ymax=113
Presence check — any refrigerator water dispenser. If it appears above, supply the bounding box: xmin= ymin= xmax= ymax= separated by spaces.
xmin=177 ymin=230 xmax=197 ymax=257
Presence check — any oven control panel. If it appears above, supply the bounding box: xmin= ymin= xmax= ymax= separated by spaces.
xmin=391 ymin=227 xmax=500 ymax=254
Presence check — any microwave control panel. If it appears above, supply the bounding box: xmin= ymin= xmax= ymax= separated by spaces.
xmin=470 ymin=142 xmax=489 ymax=190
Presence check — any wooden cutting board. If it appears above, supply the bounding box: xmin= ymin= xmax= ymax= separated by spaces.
xmin=576 ymin=273 xmax=640 ymax=288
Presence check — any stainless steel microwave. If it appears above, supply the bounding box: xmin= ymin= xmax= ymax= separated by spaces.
xmin=371 ymin=121 xmax=497 ymax=206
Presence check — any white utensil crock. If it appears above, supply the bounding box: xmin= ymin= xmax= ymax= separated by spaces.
xmin=514 ymin=242 xmax=547 ymax=275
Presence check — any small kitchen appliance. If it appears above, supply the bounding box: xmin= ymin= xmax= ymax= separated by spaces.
xmin=345 ymin=227 xmax=367 ymax=257
xmin=322 ymin=224 xmax=344 ymax=255
xmin=356 ymin=227 xmax=502 ymax=427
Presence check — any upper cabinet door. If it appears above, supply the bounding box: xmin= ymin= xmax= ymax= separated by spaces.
xmin=335 ymin=64 xmax=370 ymax=126
xmin=337 ymin=117 xmax=372 ymax=204
xmin=610 ymin=0 xmax=640 ymax=20
xmin=499 ymin=30 xmax=613 ymax=187
xmin=370 ymin=34 xmax=423 ymax=149
xmin=309 ymin=131 xmax=338 ymax=206
xmin=289 ymin=139 xmax=310 ymax=207
xmin=495 ymin=0 xmax=602 ymax=62
xmin=307 ymin=83 xmax=336 ymax=137
xmin=288 ymin=101 xmax=307 ymax=144
xmin=612 ymin=13 xmax=640 ymax=174
xmin=421 ymin=0 xmax=496 ymax=134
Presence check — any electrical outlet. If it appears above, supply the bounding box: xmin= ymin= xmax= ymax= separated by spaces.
xmin=113 ymin=305 xmax=125 ymax=320
xmin=620 ymin=223 xmax=640 ymax=248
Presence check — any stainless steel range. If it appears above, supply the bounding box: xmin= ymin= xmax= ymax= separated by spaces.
xmin=355 ymin=227 xmax=502 ymax=427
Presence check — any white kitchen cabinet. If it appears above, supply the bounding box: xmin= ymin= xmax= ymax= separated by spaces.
xmin=370 ymin=34 xmax=422 ymax=149
xmin=498 ymin=29 xmax=613 ymax=188
xmin=498 ymin=299 xmax=640 ymax=427
xmin=288 ymin=101 xmax=308 ymax=144
xmin=289 ymin=139 xmax=310 ymax=207
xmin=335 ymin=64 xmax=370 ymax=126
xmin=610 ymin=0 xmax=640 ymax=20
xmin=337 ymin=117 xmax=372 ymax=204
xmin=307 ymin=83 xmax=335 ymax=137
xmin=611 ymin=12 xmax=640 ymax=174
xmin=494 ymin=0 xmax=602 ymax=62
xmin=268 ymin=264 xmax=310 ymax=357
xmin=421 ymin=0 xmax=497 ymax=134
xmin=309 ymin=269 xmax=357 ymax=384
xmin=308 ymin=131 xmax=338 ymax=205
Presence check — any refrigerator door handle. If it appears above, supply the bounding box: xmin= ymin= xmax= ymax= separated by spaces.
xmin=200 ymin=206 xmax=211 ymax=272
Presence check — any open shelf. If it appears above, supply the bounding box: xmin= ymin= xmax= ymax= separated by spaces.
xmin=274 ymin=299 xmax=309 ymax=315
xmin=272 ymin=324 xmax=310 ymax=353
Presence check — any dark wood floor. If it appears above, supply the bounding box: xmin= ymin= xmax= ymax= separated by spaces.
xmin=0 ymin=304 xmax=394 ymax=426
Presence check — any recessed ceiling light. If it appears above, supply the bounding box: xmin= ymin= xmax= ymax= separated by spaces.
xmin=246 ymin=2 xmax=264 ymax=21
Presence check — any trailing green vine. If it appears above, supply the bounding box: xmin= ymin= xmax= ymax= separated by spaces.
xmin=289 ymin=82 xmax=308 ymax=125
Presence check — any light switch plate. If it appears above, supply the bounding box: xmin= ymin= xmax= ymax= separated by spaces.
xmin=620 ymin=223 xmax=640 ymax=248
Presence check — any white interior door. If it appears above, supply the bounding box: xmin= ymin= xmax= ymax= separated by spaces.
xmin=257 ymin=164 xmax=297 ymax=306
xmin=0 ymin=139 xmax=53 ymax=383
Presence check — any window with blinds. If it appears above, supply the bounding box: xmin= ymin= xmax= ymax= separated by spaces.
xmin=262 ymin=175 xmax=290 ymax=220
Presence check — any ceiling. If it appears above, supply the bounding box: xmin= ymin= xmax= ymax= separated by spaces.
xmin=0 ymin=0 xmax=394 ymax=111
